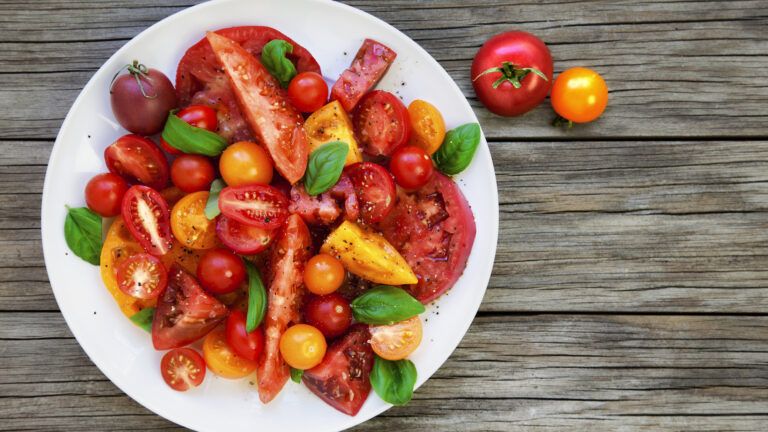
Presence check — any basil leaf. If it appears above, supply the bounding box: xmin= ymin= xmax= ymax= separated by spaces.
xmin=161 ymin=113 xmax=227 ymax=156
xmin=129 ymin=307 xmax=155 ymax=333
xmin=432 ymin=123 xmax=482 ymax=175
xmin=204 ymin=179 xmax=226 ymax=219
xmin=261 ymin=39 xmax=297 ymax=88
xmin=290 ymin=367 xmax=304 ymax=383
xmin=64 ymin=206 xmax=102 ymax=265
xmin=370 ymin=356 xmax=417 ymax=406
xmin=304 ymin=141 xmax=349 ymax=196
xmin=245 ymin=262 xmax=267 ymax=332
xmin=350 ymin=285 xmax=425 ymax=325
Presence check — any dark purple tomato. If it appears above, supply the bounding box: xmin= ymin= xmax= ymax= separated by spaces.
xmin=110 ymin=60 xmax=177 ymax=135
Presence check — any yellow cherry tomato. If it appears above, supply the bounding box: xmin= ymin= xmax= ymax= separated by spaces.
xmin=369 ymin=316 xmax=423 ymax=360
xmin=304 ymin=253 xmax=345 ymax=295
xmin=203 ymin=326 xmax=257 ymax=379
xmin=279 ymin=324 xmax=327 ymax=370
xmin=407 ymin=99 xmax=446 ymax=155
xmin=219 ymin=141 xmax=273 ymax=186
xmin=170 ymin=191 xmax=218 ymax=250
xmin=550 ymin=67 xmax=608 ymax=123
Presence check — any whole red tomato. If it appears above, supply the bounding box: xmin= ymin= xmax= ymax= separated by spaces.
xmin=471 ymin=31 xmax=553 ymax=117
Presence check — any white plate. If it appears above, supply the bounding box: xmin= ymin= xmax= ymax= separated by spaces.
xmin=41 ymin=0 xmax=499 ymax=430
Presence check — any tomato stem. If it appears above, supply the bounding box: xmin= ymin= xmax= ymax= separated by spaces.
xmin=109 ymin=60 xmax=158 ymax=99
xmin=473 ymin=61 xmax=548 ymax=89
xmin=552 ymin=115 xmax=574 ymax=129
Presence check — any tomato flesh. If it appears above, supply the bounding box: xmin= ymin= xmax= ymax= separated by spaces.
xmin=331 ymin=39 xmax=397 ymax=112
xmin=105 ymin=134 xmax=169 ymax=190
xmin=121 ymin=185 xmax=174 ymax=256
xmin=116 ymin=253 xmax=167 ymax=300
xmin=215 ymin=215 xmax=276 ymax=255
xmin=353 ymin=90 xmax=411 ymax=157
xmin=369 ymin=316 xmax=423 ymax=360
xmin=161 ymin=348 xmax=206 ymax=392
xmin=345 ymin=162 xmax=396 ymax=224
xmin=225 ymin=309 xmax=264 ymax=362
xmin=288 ymin=174 xmax=359 ymax=226
xmin=218 ymin=184 xmax=290 ymax=229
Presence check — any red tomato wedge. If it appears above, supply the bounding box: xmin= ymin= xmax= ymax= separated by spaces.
xmin=302 ymin=324 xmax=373 ymax=416
xmin=331 ymin=39 xmax=397 ymax=112
xmin=116 ymin=253 xmax=167 ymax=300
xmin=105 ymin=135 xmax=169 ymax=190
xmin=257 ymin=214 xmax=312 ymax=403
xmin=346 ymin=162 xmax=396 ymax=224
xmin=216 ymin=215 xmax=276 ymax=255
xmin=218 ymin=184 xmax=290 ymax=230
xmin=152 ymin=264 xmax=229 ymax=350
xmin=353 ymin=90 xmax=411 ymax=157
xmin=378 ymin=172 xmax=476 ymax=303
xmin=121 ymin=185 xmax=174 ymax=256
xmin=206 ymin=31 xmax=309 ymax=184
xmin=288 ymin=174 xmax=359 ymax=226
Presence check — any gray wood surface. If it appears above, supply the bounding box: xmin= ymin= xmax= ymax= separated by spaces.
xmin=1 ymin=0 xmax=767 ymax=431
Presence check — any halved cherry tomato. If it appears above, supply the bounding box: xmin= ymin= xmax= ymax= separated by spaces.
xmin=407 ymin=100 xmax=446 ymax=155
xmin=345 ymin=162 xmax=396 ymax=224
xmin=551 ymin=67 xmax=608 ymax=124
xmin=85 ymin=173 xmax=129 ymax=217
xmin=160 ymin=105 xmax=218 ymax=155
xmin=219 ymin=141 xmax=273 ymax=186
xmin=303 ymin=253 xmax=345 ymax=295
xmin=279 ymin=324 xmax=327 ymax=370
xmin=170 ymin=191 xmax=218 ymax=250
xmin=331 ymin=39 xmax=397 ymax=112
xmin=369 ymin=316 xmax=423 ymax=360
xmin=196 ymin=248 xmax=246 ymax=295
xmin=203 ymin=326 xmax=257 ymax=379
xmin=121 ymin=185 xmax=173 ymax=256
xmin=215 ymin=215 xmax=276 ymax=255
xmin=225 ymin=309 xmax=264 ymax=362
xmin=353 ymin=90 xmax=411 ymax=157
xmin=116 ymin=253 xmax=167 ymax=300
xmin=161 ymin=348 xmax=206 ymax=392
xmin=389 ymin=145 xmax=434 ymax=190
xmin=304 ymin=293 xmax=352 ymax=339
xmin=218 ymin=184 xmax=290 ymax=229
xmin=288 ymin=72 xmax=328 ymax=113
xmin=105 ymin=134 xmax=169 ymax=190
xmin=170 ymin=155 xmax=216 ymax=193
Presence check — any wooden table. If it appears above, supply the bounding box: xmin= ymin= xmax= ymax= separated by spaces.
xmin=2 ymin=1 xmax=767 ymax=430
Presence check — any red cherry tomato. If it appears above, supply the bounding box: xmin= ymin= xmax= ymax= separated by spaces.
xmin=85 ymin=173 xmax=129 ymax=217
xmin=170 ymin=155 xmax=216 ymax=193
xmin=116 ymin=253 xmax=167 ymax=299
xmin=304 ymin=293 xmax=352 ymax=339
xmin=288 ymin=72 xmax=328 ymax=113
xmin=353 ymin=90 xmax=411 ymax=156
xmin=160 ymin=348 xmax=206 ymax=392
xmin=225 ymin=309 xmax=265 ymax=362
xmin=345 ymin=162 xmax=396 ymax=224
xmin=160 ymin=105 xmax=218 ymax=155
xmin=471 ymin=31 xmax=553 ymax=117
xmin=389 ymin=145 xmax=434 ymax=190
xmin=218 ymin=184 xmax=290 ymax=229
xmin=104 ymin=134 xmax=169 ymax=190
xmin=121 ymin=185 xmax=173 ymax=256
xmin=215 ymin=215 xmax=276 ymax=255
xmin=196 ymin=248 xmax=246 ymax=295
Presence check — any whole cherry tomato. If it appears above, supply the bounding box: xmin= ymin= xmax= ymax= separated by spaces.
xmin=171 ymin=154 xmax=216 ymax=193
xmin=288 ymin=72 xmax=328 ymax=113
xmin=219 ymin=141 xmax=274 ymax=186
xmin=389 ymin=145 xmax=434 ymax=190
xmin=197 ymin=248 xmax=246 ymax=295
xmin=550 ymin=67 xmax=608 ymax=124
xmin=303 ymin=253 xmax=345 ymax=295
xmin=85 ymin=173 xmax=128 ymax=217
xmin=304 ymin=293 xmax=352 ymax=339
xmin=279 ymin=324 xmax=327 ymax=370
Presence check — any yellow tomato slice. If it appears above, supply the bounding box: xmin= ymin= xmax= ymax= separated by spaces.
xmin=407 ymin=99 xmax=446 ymax=155
xmin=170 ymin=191 xmax=218 ymax=250
xmin=369 ymin=316 xmax=423 ymax=360
xmin=304 ymin=100 xmax=363 ymax=166
xmin=203 ymin=326 xmax=257 ymax=379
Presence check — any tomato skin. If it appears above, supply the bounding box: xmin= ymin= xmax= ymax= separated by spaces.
xmin=85 ymin=173 xmax=129 ymax=217
xmin=304 ymin=293 xmax=352 ymax=339
xmin=105 ymin=135 xmax=170 ymax=190
xmin=219 ymin=141 xmax=274 ymax=186
xmin=304 ymin=253 xmax=345 ymax=295
xmin=116 ymin=253 xmax=167 ymax=300
xmin=551 ymin=67 xmax=609 ymax=123
xmin=288 ymin=72 xmax=328 ymax=113
xmin=203 ymin=325 xmax=258 ymax=379
xmin=216 ymin=215 xmax=276 ymax=255
xmin=407 ymin=100 xmax=446 ymax=155
xmin=196 ymin=248 xmax=246 ymax=295
xmin=331 ymin=39 xmax=397 ymax=112
xmin=160 ymin=348 xmax=206 ymax=392
xmin=279 ymin=324 xmax=327 ymax=370
xmin=218 ymin=184 xmax=290 ymax=229
xmin=389 ymin=145 xmax=434 ymax=190
xmin=160 ymin=105 xmax=218 ymax=155
xmin=369 ymin=316 xmax=423 ymax=360
xmin=345 ymin=162 xmax=396 ymax=224
xmin=225 ymin=309 xmax=264 ymax=362
xmin=121 ymin=185 xmax=174 ymax=256
xmin=110 ymin=66 xmax=177 ymax=136
xmin=353 ymin=91 xmax=411 ymax=157
xmin=171 ymin=155 xmax=215 ymax=193
xmin=471 ymin=31 xmax=553 ymax=117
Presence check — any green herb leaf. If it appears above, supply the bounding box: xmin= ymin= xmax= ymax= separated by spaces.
xmin=204 ymin=179 xmax=226 ymax=219
xmin=350 ymin=285 xmax=425 ymax=325
xmin=245 ymin=262 xmax=267 ymax=332
xmin=304 ymin=141 xmax=349 ymax=196
xmin=129 ymin=307 xmax=155 ymax=333
xmin=261 ymin=39 xmax=297 ymax=88
xmin=370 ymin=356 xmax=417 ymax=405
xmin=432 ymin=123 xmax=482 ymax=175
xmin=161 ymin=113 xmax=227 ymax=156
xmin=290 ymin=367 xmax=304 ymax=383
xmin=64 ymin=206 xmax=102 ymax=265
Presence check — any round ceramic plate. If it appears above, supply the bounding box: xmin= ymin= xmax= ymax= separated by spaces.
xmin=41 ymin=0 xmax=499 ymax=430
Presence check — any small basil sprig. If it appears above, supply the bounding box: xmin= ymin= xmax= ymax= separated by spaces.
xmin=432 ymin=123 xmax=481 ymax=175
xmin=261 ymin=39 xmax=297 ymax=88
xmin=290 ymin=367 xmax=304 ymax=383
xmin=370 ymin=356 xmax=418 ymax=405
xmin=304 ymin=141 xmax=349 ymax=196
xmin=161 ymin=113 xmax=227 ymax=156
xmin=64 ymin=206 xmax=102 ymax=265
xmin=129 ymin=307 xmax=155 ymax=333
xmin=350 ymin=285 xmax=425 ymax=325
xmin=204 ymin=179 xmax=226 ymax=219
xmin=245 ymin=262 xmax=267 ymax=332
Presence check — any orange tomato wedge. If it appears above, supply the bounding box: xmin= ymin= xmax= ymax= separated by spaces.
xmin=203 ymin=326 xmax=257 ymax=379
xmin=369 ymin=316 xmax=423 ymax=360
xmin=170 ymin=191 xmax=218 ymax=250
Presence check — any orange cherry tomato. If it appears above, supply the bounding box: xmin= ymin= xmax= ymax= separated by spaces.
xmin=407 ymin=99 xmax=446 ymax=155
xmin=202 ymin=326 xmax=257 ymax=379
xmin=279 ymin=324 xmax=327 ymax=370
xmin=219 ymin=141 xmax=274 ymax=186
xmin=550 ymin=67 xmax=608 ymax=124
xmin=303 ymin=253 xmax=345 ymax=295
xmin=170 ymin=191 xmax=218 ymax=250
xmin=369 ymin=316 xmax=423 ymax=360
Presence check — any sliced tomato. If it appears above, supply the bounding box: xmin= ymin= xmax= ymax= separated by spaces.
xmin=116 ymin=253 xmax=167 ymax=300
xmin=105 ymin=134 xmax=169 ymax=190
xmin=216 ymin=215 xmax=276 ymax=254
xmin=346 ymin=162 xmax=396 ymax=224
xmin=206 ymin=31 xmax=308 ymax=184
xmin=302 ymin=324 xmax=373 ymax=416
xmin=152 ymin=264 xmax=229 ymax=350
xmin=161 ymin=348 xmax=206 ymax=392
xmin=369 ymin=316 xmax=423 ymax=360
xmin=218 ymin=184 xmax=290 ymax=230
xmin=257 ymin=214 xmax=312 ymax=403
xmin=170 ymin=191 xmax=218 ymax=250
xmin=331 ymin=39 xmax=397 ymax=112
xmin=121 ymin=185 xmax=174 ymax=256
xmin=353 ymin=91 xmax=411 ymax=157
xmin=378 ymin=172 xmax=476 ymax=303
xmin=288 ymin=174 xmax=359 ymax=226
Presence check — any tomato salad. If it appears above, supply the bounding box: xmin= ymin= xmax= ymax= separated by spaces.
xmin=64 ymin=26 xmax=481 ymax=416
